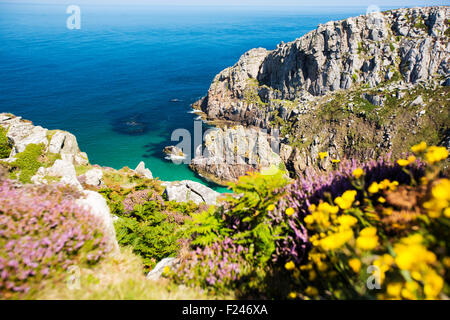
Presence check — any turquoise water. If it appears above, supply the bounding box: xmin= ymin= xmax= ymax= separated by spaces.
xmin=0 ymin=3 xmax=386 ymax=192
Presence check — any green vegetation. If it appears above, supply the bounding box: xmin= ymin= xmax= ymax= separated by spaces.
xmin=9 ymin=143 xmax=45 ymax=183
xmin=0 ymin=126 xmax=11 ymax=159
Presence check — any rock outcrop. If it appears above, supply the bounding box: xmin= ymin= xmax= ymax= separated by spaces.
xmin=0 ymin=113 xmax=88 ymax=165
xmin=134 ymin=161 xmax=153 ymax=180
xmin=163 ymin=146 xmax=186 ymax=163
xmin=162 ymin=180 xmax=220 ymax=205
xmin=76 ymin=190 xmax=120 ymax=253
xmin=190 ymin=125 xmax=282 ymax=185
xmin=193 ymin=6 xmax=450 ymax=180
xmin=195 ymin=6 xmax=449 ymax=128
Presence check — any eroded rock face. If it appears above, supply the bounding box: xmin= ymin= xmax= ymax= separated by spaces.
xmin=162 ymin=180 xmax=220 ymax=205
xmin=0 ymin=114 xmax=89 ymax=165
xmin=189 ymin=125 xmax=282 ymax=185
xmin=195 ymin=6 xmax=449 ymax=129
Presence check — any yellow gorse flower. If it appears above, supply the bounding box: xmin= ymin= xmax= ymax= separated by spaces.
xmin=286 ymin=207 xmax=295 ymax=216
xmin=425 ymin=146 xmax=448 ymax=164
xmin=337 ymin=215 xmax=358 ymax=228
xmin=423 ymin=179 xmax=450 ymax=218
xmin=397 ymin=155 xmax=417 ymax=167
xmin=331 ymin=159 xmax=341 ymax=164
xmin=411 ymin=141 xmax=427 ymax=153
xmin=334 ymin=190 xmax=357 ymax=210
xmin=352 ymin=168 xmax=364 ymax=179
xmin=349 ymin=258 xmax=361 ymax=273
xmin=267 ymin=204 xmax=275 ymax=211
xmin=320 ymin=229 xmax=353 ymax=251
xmin=285 ymin=261 xmax=295 ymax=271
xmin=356 ymin=227 xmax=378 ymax=250
xmin=304 ymin=286 xmax=318 ymax=297
xmin=368 ymin=182 xmax=379 ymax=194
xmin=318 ymin=152 xmax=328 ymax=160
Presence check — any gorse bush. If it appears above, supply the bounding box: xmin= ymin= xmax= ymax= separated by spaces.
xmin=0 ymin=127 xmax=11 ymax=159
xmin=0 ymin=180 xmax=110 ymax=298
xmin=276 ymin=143 xmax=449 ymax=300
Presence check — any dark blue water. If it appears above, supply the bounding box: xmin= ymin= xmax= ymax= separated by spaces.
xmin=0 ymin=3 xmax=389 ymax=191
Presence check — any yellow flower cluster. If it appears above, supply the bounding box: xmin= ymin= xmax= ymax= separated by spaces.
xmin=425 ymin=146 xmax=448 ymax=164
xmin=356 ymin=227 xmax=379 ymax=251
xmin=368 ymin=179 xmax=399 ymax=194
xmin=352 ymin=168 xmax=364 ymax=179
xmin=423 ymin=179 xmax=450 ymax=218
xmin=397 ymin=155 xmax=416 ymax=167
xmin=386 ymin=234 xmax=444 ymax=299
xmin=411 ymin=141 xmax=427 ymax=153
xmin=318 ymin=152 xmax=328 ymax=160
xmin=410 ymin=141 xmax=448 ymax=165
xmin=334 ymin=190 xmax=357 ymax=210
xmin=305 ymin=202 xmax=339 ymax=228
xmin=286 ymin=207 xmax=295 ymax=216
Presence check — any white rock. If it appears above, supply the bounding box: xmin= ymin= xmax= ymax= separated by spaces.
xmin=76 ymin=190 xmax=119 ymax=253
xmin=410 ymin=95 xmax=424 ymax=106
xmin=146 ymin=257 xmax=177 ymax=281
xmin=163 ymin=180 xmax=220 ymax=205
xmin=48 ymin=131 xmax=66 ymax=154
xmin=47 ymin=159 xmax=82 ymax=190
xmin=85 ymin=168 xmax=103 ymax=187
xmin=134 ymin=161 xmax=153 ymax=179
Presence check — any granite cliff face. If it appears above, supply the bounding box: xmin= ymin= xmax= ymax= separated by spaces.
xmin=192 ymin=6 xmax=450 ymax=181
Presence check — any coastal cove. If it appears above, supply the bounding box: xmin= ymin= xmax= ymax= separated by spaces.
xmin=0 ymin=3 xmax=383 ymax=191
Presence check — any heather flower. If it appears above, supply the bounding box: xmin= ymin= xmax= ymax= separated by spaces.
xmin=0 ymin=180 xmax=109 ymax=297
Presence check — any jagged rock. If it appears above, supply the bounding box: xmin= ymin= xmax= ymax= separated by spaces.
xmin=196 ymin=6 xmax=449 ymax=129
xmin=189 ymin=125 xmax=282 ymax=185
xmin=162 ymin=180 xmax=220 ymax=205
xmin=0 ymin=114 xmax=89 ymax=165
xmin=76 ymin=190 xmax=119 ymax=253
xmin=146 ymin=257 xmax=178 ymax=281
xmin=134 ymin=161 xmax=153 ymax=179
xmin=48 ymin=131 xmax=67 ymax=154
xmin=163 ymin=146 xmax=186 ymax=163
xmin=84 ymin=168 xmax=103 ymax=187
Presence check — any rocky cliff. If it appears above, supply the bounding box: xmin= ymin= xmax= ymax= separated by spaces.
xmin=192 ymin=6 xmax=450 ymax=181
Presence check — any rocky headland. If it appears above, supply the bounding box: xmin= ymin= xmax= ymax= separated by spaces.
xmin=192 ymin=6 xmax=450 ymax=183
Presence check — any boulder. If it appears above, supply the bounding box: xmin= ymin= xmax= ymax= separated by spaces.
xmin=48 ymin=131 xmax=66 ymax=154
xmin=163 ymin=146 xmax=186 ymax=164
xmin=146 ymin=257 xmax=178 ymax=281
xmin=134 ymin=161 xmax=153 ymax=179
xmin=76 ymin=190 xmax=119 ymax=253
xmin=84 ymin=168 xmax=103 ymax=187
xmin=162 ymin=180 xmax=220 ymax=205
xmin=47 ymin=159 xmax=82 ymax=190
xmin=410 ymin=95 xmax=424 ymax=106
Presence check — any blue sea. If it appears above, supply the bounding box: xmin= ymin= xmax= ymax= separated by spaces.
xmin=0 ymin=2 xmax=398 ymax=191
